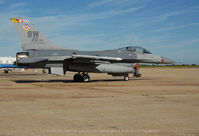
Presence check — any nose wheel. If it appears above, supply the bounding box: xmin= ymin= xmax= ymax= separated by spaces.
xmin=124 ymin=76 xmax=129 ymax=81
xmin=73 ymin=73 xmax=90 ymax=82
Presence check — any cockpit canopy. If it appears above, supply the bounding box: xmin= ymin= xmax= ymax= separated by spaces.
xmin=120 ymin=46 xmax=151 ymax=54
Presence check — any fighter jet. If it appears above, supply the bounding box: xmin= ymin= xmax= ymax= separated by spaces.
xmin=10 ymin=17 xmax=174 ymax=82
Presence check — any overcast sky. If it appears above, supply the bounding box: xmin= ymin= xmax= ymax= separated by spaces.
xmin=0 ymin=0 xmax=199 ymax=64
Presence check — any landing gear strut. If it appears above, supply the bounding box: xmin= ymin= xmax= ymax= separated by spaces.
xmin=73 ymin=73 xmax=90 ymax=82
xmin=133 ymin=63 xmax=141 ymax=77
xmin=134 ymin=68 xmax=141 ymax=77
xmin=134 ymin=72 xmax=141 ymax=77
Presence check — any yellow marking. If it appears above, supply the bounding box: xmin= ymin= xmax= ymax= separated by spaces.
xmin=10 ymin=18 xmax=19 ymax=23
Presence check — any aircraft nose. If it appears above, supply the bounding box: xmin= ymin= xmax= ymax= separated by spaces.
xmin=161 ymin=57 xmax=175 ymax=64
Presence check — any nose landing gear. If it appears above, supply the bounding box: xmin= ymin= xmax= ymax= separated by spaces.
xmin=134 ymin=72 xmax=141 ymax=77
xmin=124 ymin=75 xmax=129 ymax=81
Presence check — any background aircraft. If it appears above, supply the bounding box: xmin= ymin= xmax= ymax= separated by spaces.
xmin=0 ymin=56 xmax=37 ymax=74
xmin=0 ymin=56 xmax=19 ymax=73
xmin=11 ymin=17 xmax=174 ymax=82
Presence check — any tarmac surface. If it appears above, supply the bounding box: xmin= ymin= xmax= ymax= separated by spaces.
xmin=0 ymin=68 xmax=199 ymax=136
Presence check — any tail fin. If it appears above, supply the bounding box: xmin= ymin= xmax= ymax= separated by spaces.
xmin=10 ymin=17 xmax=60 ymax=50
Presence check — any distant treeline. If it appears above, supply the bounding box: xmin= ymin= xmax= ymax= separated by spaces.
xmin=140 ymin=64 xmax=199 ymax=68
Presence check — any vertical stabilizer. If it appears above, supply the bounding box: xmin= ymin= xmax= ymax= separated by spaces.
xmin=10 ymin=17 xmax=59 ymax=50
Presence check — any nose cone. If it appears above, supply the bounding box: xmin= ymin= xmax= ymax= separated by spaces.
xmin=161 ymin=57 xmax=175 ymax=64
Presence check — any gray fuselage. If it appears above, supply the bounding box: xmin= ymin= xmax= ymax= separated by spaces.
xmin=17 ymin=46 xmax=165 ymax=75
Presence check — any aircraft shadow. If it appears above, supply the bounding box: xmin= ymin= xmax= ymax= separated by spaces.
xmin=0 ymin=73 xmax=38 ymax=76
xmin=13 ymin=78 xmax=148 ymax=83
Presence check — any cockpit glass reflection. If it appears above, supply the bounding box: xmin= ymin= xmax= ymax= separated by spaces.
xmin=125 ymin=46 xmax=151 ymax=54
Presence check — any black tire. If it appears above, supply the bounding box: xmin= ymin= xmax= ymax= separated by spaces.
xmin=82 ymin=74 xmax=90 ymax=82
xmin=73 ymin=74 xmax=82 ymax=82
xmin=4 ymin=69 xmax=9 ymax=73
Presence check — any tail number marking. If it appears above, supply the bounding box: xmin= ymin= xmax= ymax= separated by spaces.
xmin=27 ymin=31 xmax=39 ymax=42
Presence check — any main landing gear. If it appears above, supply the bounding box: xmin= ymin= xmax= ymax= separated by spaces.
xmin=73 ymin=72 xmax=90 ymax=82
xmin=73 ymin=72 xmax=141 ymax=82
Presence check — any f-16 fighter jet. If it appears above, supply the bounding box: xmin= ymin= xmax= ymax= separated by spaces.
xmin=10 ymin=17 xmax=174 ymax=82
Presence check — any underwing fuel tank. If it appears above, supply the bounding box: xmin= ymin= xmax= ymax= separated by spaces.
xmin=96 ymin=63 xmax=135 ymax=73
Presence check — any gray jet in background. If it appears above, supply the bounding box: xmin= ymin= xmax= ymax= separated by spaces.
xmin=10 ymin=17 xmax=174 ymax=82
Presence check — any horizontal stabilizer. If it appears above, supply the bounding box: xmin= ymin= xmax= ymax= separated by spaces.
xmin=18 ymin=58 xmax=47 ymax=64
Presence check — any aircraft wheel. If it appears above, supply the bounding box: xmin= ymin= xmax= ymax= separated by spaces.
xmin=82 ymin=74 xmax=90 ymax=82
xmin=124 ymin=76 xmax=129 ymax=81
xmin=73 ymin=74 xmax=82 ymax=82
xmin=4 ymin=69 xmax=9 ymax=73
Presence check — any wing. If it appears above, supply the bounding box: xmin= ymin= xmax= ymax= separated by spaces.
xmin=70 ymin=54 xmax=123 ymax=63
xmin=18 ymin=58 xmax=48 ymax=64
